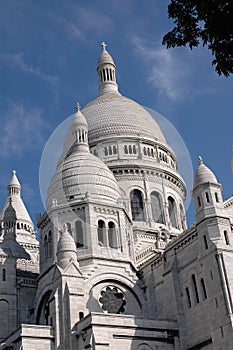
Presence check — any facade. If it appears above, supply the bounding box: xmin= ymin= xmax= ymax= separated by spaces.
xmin=0 ymin=44 xmax=233 ymax=350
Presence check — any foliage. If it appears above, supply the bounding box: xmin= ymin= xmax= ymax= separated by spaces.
xmin=163 ymin=0 xmax=233 ymax=76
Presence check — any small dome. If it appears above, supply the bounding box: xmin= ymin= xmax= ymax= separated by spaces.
xmin=193 ymin=156 xmax=218 ymax=189
xmin=73 ymin=103 xmax=88 ymax=128
xmin=57 ymin=223 xmax=77 ymax=269
xmin=97 ymin=42 xmax=115 ymax=67
xmin=97 ymin=49 xmax=115 ymax=67
xmin=82 ymin=92 xmax=166 ymax=144
xmin=47 ymin=149 xmax=121 ymax=209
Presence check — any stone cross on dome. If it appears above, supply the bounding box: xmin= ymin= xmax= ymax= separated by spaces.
xmin=101 ymin=41 xmax=107 ymax=51
xmin=76 ymin=102 xmax=81 ymax=112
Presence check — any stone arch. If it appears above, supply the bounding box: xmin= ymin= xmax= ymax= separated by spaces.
xmin=36 ymin=290 xmax=53 ymax=325
xmin=137 ymin=344 xmax=153 ymax=350
xmin=85 ymin=273 xmax=146 ymax=316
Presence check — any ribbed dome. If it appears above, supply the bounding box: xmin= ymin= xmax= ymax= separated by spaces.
xmin=97 ymin=49 xmax=115 ymax=67
xmin=193 ymin=156 xmax=218 ymax=189
xmin=82 ymin=92 xmax=166 ymax=144
xmin=47 ymin=149 xmax=121 ymax=209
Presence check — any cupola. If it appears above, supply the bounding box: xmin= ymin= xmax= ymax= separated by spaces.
xmin=97 ymin=42 xmax=119 ymax=95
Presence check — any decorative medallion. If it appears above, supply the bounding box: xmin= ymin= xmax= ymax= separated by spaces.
xmin=99 ymin=286 xmax=126 ymax=314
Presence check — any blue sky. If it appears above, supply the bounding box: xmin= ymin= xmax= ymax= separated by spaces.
xmin=0 ymin=0 xmax=232 ymax=227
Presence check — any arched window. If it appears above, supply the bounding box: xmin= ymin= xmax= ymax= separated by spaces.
xmin=197 ymin=196 xmax=201 ymax=207
xmin=205 ymin=192 xmax=210 ymax=203
xmin=36 ymin=290 xmax=52 ymax=326
xmin=44 ymin=235 xmax=48 ymax=261
xmin=75 ymin=220 xmax=84 ymax=248
xmin=2 ymin=269 xmax=6 ymax=282
xmin=180 ymin=204 xmax=186 ymax=230
xmin=151 ymin=192 xmax=164 ymax=224
xmin=215 ymin=192 xmax=219 ymax=203
xmin=168 ymin=196 xmax=177 ymax=228
xmin=108 ymin=222 xmax=117 ymax=249
xmin=200 ymin=278 xmax=207 ymax=300
xmin=130 ymin=189 xmax=145 ymax=221
xmin=98 ymin=220 xmax=106 ymax=246
xmin=192 ymin=274 xmax=200 ymax=304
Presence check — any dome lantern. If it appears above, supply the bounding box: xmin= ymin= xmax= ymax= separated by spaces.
xmin=97 ymin=42 xmax=119 ymax=96
xmin=8 ymin=170 xmax=21 ymax=196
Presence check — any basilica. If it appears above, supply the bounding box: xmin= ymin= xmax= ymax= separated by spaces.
xmin=0 ymin=44 xmax=233 ymax=350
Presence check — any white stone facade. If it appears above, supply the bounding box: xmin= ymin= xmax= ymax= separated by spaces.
xmin=0 ymin=44 xmax=233 ymax=350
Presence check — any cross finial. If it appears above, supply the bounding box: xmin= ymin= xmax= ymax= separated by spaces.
xmin=101 ymin=42 xmax=107 ymax=51
xmin=76 ymin=102 xmax=81 ymax=112
xmin=12 ymin=170 xmax=16 ymax=176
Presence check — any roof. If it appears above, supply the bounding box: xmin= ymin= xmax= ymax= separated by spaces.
xmin=193 ymin=156 xmax=218 ymax=189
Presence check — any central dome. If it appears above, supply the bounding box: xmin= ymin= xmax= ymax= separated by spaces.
xmin=82 ymin=92 xmax=166 ymax=144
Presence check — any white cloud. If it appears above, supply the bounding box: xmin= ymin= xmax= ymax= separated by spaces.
xmin=0 ymin=53 xmax=59 ymax=85
xmin=131 ymin=36 xmax=190 ymax=101
xmin=0 ymin=101 xmax=48 ymax=157
xmin=56 ymin=6 xmax=113 ymax=42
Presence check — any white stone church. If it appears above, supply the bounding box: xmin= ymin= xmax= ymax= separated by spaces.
xmin=0 ymin=44 xmax=233 ymax=350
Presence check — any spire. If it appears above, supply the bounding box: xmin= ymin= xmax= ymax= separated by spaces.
xmin=97 ymin=42 xmax=119 ymax=96
xmin=8 ymin=170 xmax=21 ymax=196
xmin=57 ymin=223 xmax=77 ymax=269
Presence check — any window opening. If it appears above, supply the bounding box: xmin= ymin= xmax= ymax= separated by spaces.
xmin=168 ymin=196 xmax=177 ymax=228
xmin=2 ymin=269 xmax=6 ymax=282
xmin=75 ymin=220 xmax=84 ymax=248
xmin=98 ymin=220 xmax=106 ymax=246
xmin=192 ymin=274 xmax=200 ymax=303
xmin=108 ymin=222 xmax=117 ymax=249
xmin=224 ymin=230 xmax=230 ymax=245
xmin=205 ymin=192 xmax=210 ymax=203
xmin=200 ymin=278 xmax=207 ymax=300
xmin=186 ymin=287 xmax=191 ymax=308
xmin=130 ymin=189 xmax=145 ymax=221
xmin=151 ymin=192 xmax=164 ymax=224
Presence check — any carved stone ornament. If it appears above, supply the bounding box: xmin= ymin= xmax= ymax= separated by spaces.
xmin=99 ymin=286 xmax=126 ymax=314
